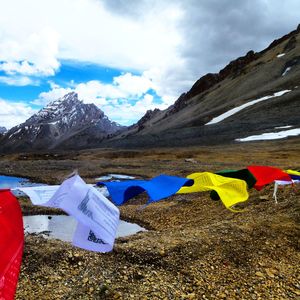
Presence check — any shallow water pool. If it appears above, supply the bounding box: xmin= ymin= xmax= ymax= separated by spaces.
xmin=23 ymin=215 xmax=146 ymax=242
xmin=0 ymin=175 xmax=31 ymax=189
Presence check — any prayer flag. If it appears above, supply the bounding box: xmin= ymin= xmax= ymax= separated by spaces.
xmin=247 ymin=166 xmax=291 ymax=191
xmin=286 ymin=169 xmax=300 ymax=180
xmin=273 ymin=179 xmax=300 ymax=203
xmin=211 ymin=168 xmax=256 ymax=200
xmin=0 ymin=190 xmax=24 ymax=300
xmin=49 ymin=175 xmax=120 ymax=252
xmin=177 ymin=172 xmax=248 ymax=210
xmin=17 ymin=184 xmax=94 ymax=206
xmin=215 ymin=169 xmax=257 ymax=188
xmin=17 ymin=185 xmax=60 ymax=205
xmin=98 ymin=174 xmax=192 ymax=205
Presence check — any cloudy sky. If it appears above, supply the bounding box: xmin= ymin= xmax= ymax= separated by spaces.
xmin=0 ymin=0 xmax=299 ymax=129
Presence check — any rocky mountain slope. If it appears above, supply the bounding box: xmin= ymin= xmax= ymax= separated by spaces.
xmin=0 ymin=127 xmax=7 ymax=134
xmin=0 ymin=92 xmax=124 ymax=152
xmin=105 ymin=25 xmax=300 ymax=148
xmin=1 ymin=26 xmax=300 ymax=152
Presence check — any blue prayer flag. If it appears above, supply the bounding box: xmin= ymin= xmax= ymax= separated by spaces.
xmin=97 ymin=174 xmax=193 ymax=205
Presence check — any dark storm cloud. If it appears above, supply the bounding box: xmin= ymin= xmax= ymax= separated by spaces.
xmin=101 ymin=0 xmax=300 ymax=94
xmin=178 ymin=0 xmax=299 ymax=75
xmin=100 ymin=0 xmax=167 ymax=19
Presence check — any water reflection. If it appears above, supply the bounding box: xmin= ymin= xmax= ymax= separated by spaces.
xmin=0 ymin=175 xmax=30 ymax=189
xmin=0 ymin=175 xmax=45 ymax=196
xmin=23 ymin=215 xmax=146 ymax=242
xmin=95 ymin=174 xmax=135 ymax=181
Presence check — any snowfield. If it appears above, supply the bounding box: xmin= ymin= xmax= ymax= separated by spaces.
xmin=206 ymin=90 xmax=291 ymax=125
xmin=277 ymin=53 xmax=286 ymax=58
xmin=236 ymin=128 xmax=300 ymax=142
xmin=282 ymin=67 xmax=292 ymax=76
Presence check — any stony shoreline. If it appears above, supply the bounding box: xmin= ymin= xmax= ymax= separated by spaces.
xmin=0 ymin=143 xmax=299 ymax=299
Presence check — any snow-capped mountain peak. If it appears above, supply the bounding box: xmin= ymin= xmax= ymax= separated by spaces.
xmin=27 ymin=92 xmax=102 ymax=124
xmin=0 ymin=92 xmax=125 ymax=151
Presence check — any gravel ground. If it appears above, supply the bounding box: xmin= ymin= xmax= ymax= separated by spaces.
xmin=16 ymin=188 xmax=300 ymax=300
xmin=0 ymin=143 xmax=299 ymax=299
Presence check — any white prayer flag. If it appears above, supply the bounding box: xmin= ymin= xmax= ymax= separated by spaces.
xmin=273 ymin=179 xmax=300 ymax=203
xmin=49 ymin=175 xmax=120 ymax=252
xmin=17 ymin=183 xmax=93 ymax=207
xmin=73 ymin=223 xmax=116 ymax=252
xmin=17 ymin=185 xmax=60 ymax=205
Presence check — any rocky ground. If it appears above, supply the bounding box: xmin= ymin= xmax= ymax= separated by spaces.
xmin=0 ymin=140 xmax=299 ymax=299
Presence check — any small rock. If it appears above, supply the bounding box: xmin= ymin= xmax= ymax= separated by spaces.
xmin=184 ymin=158 xmax=198 ymax=164
xmin=255 ymin=271 xmax=264 ymax=277
xmin=83 ymin=278 xmax=89 ymax=284
xmin=292 ymin=289 xmax=300 ymax=296
xmin=265 ymin=268 xmax=277 ymax=278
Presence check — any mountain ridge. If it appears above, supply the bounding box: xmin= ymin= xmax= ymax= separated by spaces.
xmin=1 ymin=25 xmax=300 ymax=152
xmin=0 ymin=92 xmax=124 ymax=152
xmin=104 ymin=24 xmax=300 ymax=148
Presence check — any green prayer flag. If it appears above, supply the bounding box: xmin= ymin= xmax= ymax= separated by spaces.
xmin=210 ymin=169 xmax=257 ymax=200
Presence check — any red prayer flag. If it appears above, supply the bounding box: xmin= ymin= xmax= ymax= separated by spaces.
xmin=247 ymin=166 xmax=291 ymax=191
xmin=0 ymin=189 xmax=24 ymax=300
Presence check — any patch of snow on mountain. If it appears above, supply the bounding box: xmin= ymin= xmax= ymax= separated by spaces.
xmin=275 ymin=125 xmax=292 ymax=129
xmin=277 ymin=53 xmax=286 ymax=58
xmin=8 ymin=128 xmax=22 ymax=139
xmin=206 ymin=90 xmax=291 ymax=125
xmin=49 ymin=120 xmax=60 ymax=125
xmin=282 ymin=67 xmax=292 ymax=76
xmin=236 ymin=128 xmax=300 ymax=142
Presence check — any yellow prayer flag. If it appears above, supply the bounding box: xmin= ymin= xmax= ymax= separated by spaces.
xmin=177 ymin=172 xmax=248 ymax=211
xmin=286 ymin=169 xmax=300 ymax=176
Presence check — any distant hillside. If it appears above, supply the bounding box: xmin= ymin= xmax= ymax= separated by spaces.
xmin=1 ymin=26 xmax=300 ymax=152
xmin=0 ymin=92 xmax=125 ymax=152
xmin=103 ymin=25 xmax=300 ymax=148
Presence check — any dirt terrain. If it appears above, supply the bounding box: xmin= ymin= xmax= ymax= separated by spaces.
xmin=0 ymin=140 xmax=299 ymax=299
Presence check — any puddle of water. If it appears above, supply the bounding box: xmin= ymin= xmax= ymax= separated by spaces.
xmin=0 ymin=175 xmax=46 ymax=196
xmin=0 ymin=175 xmax=31 ymax=189
xmin=95 ymin=174 xmax=135 ymax=181
xmin=0 ymin=175 xmax=109 ymax=197
xmin=23 ymin=215 xmax=146 ymax=242
xmin=24 ymin=215 xmax=76 ymax=242
xmin=96 ymin=186 xmax=110 ymax=197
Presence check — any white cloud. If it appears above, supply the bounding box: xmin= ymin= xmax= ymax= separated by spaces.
xmin=101 ymin=93 xmax=168 ymax=125
xmin=0 ymin=99 xmax=37 ymax=129
xmin=0 ymin=76 xmax=38 ymax=86
xmin=76 ymin=80 xmax=123 ymax=101
xmin=74 ymin=73 xmax=154 ymax=102
xmin=113 ymin=73 xmax=154 ymax=97
xmin=0 ymin=0 xmax=183 ymax=98
xmin=33 ymin=72 xmax=166 ymax=125
xmin=0 ymin=0 xmax=181 ymax=70
xmin=0 ymin=0 xmax=300 ymax=126
xmin=35 ymin=72 xmax=154 ymax=105
xmin=0 ymin=27 xmax=60 ymax=77
xmin=33 ymin=86 xmax=73 ymax=105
